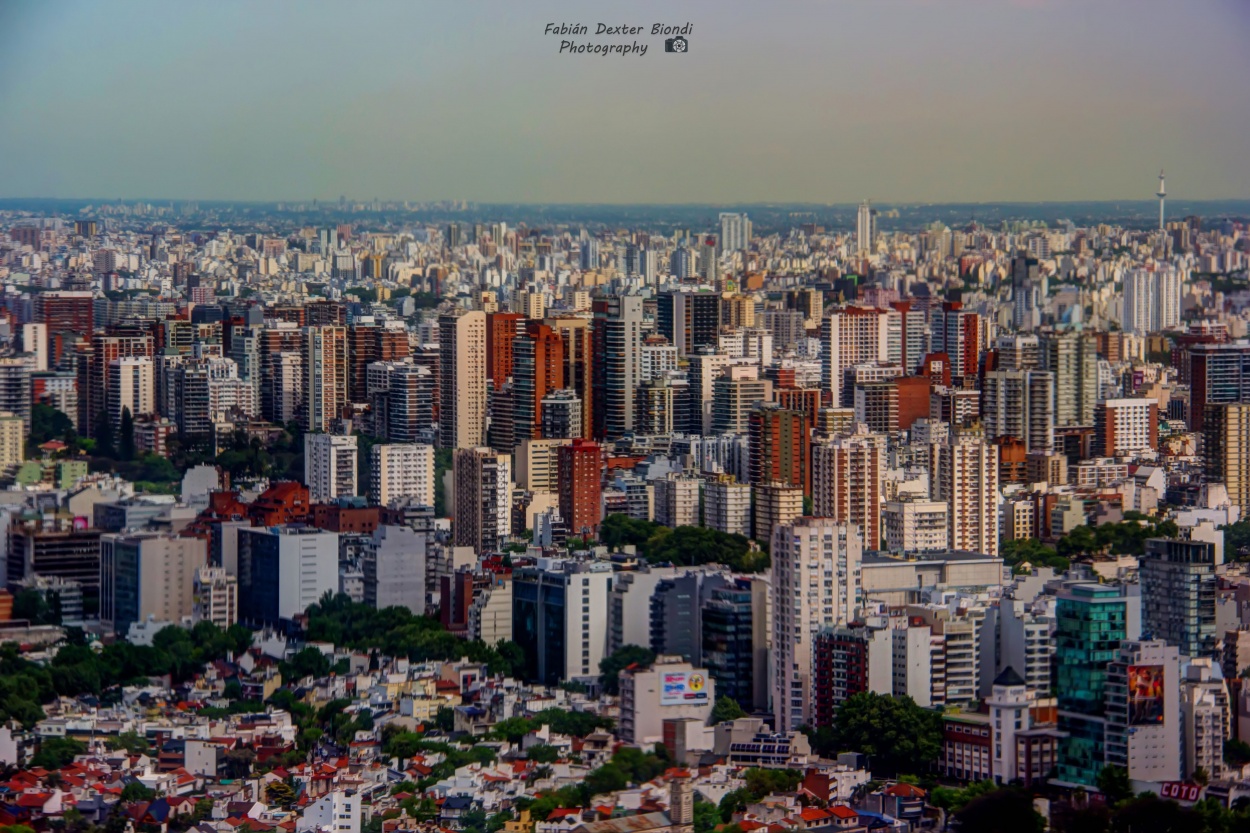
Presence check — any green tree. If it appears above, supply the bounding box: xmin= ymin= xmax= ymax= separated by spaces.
xmin=30 ymin=404 xmax=73 ymax=445
xmin=599 ymin=645 xmax=655 ymax=695
xmin=1096 ymin=765 xmax=1133 ymax=805
xmin=525 ymin=744 xmax=561 ymax=764
xmin=93 ymin=409 xmax=116 ymax=459
xmin=12 ymin=590 xmax=54 ymax=626
xmin=1050 ymin=801 xmax=1111 ymax=833
xmin=118 ymin=407 xmax=136 ymax=461
xmin=434 ymin=705 xmax=455 ymax=732
xmin=265 ymin=780 xmax=298 ymax=807
xmin=120 ymin=782 xmax=157 ymax=803
xmin=1108 ymin=793 xmax=1200 ymax=833
xmin=488 ymin=717 xmax=537 ymax=744
xmin=31 ymin=737 xmax=86 ymax=769
xmin=808 ymin=692 xmax=942 ymax=776
xmin=1000 ymin=538 xmax=1068 ymax=574
xmin=434 ymin=448 xmax=454 ymax=516
xmin=711 ymin=696 xmax=747 ymax=725
xmin=953 ymin=787 xmax=1045 ymax=833
xmin=694 ymin=801 xmax=721 ymax=833
xmin=108 ymin=731 xmax=152 ymax=755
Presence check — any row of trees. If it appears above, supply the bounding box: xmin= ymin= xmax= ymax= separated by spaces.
xmin=1001 ymin=515 xmax=1185 ymax=575
xmin=303 ymin=593 xmax=527 ymax=678
xmin=518 ymin=745 xmax=675 ymax=819
xmin=597 ymin=514 xmax=768 ymax=572
xmin=0 ymin=620 xmax=251 ymax=731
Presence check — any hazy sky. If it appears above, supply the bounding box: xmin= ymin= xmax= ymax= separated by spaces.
xmin=1 ymin=0 xmax=1247 ymax=204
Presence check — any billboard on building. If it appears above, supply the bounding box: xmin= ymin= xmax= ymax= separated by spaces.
xmin=661 ymin=670 xmax=709 ymax=706
xmin=1127 ymin=664 xmax=1165 ymax=725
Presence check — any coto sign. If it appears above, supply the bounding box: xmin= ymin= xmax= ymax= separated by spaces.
xmin=1159 ymin=783 xmax=1201 ymax=802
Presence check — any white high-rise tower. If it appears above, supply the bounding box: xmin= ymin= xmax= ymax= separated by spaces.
xmin=1157 ymin=169 xmax=1166 ymax=232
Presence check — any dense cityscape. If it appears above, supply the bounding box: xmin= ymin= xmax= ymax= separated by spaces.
xmin=0 ymin=187 xmax=1246 ymax=833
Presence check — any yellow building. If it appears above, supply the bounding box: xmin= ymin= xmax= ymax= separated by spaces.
xmin=0 ymin=413 xmax=25 ymax=468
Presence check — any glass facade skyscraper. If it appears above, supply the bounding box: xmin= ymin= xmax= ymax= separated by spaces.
xmin=1056 ymin=582 xmax=1128 ymax=786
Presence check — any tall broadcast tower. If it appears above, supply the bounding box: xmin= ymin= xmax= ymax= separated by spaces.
xmin=1156 ymin=169 xmax=1166 ymax=232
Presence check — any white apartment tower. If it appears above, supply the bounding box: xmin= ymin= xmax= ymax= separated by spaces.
xmin=438 ymin=309 xmax=488 ymax=449
xmin=370 ymin=443 xmax=435 ymax=506
xmin=856 ymin=201 xmax=875 ymax=255
xmin=771 ymin=517 xmax=864 ymax=731
xmin=932 ymin=422 xmax=1000 ymax=556
xmin=982 ymin=370 xmax=1056 ymax=454
xmin=1122 ymin=267 xmax=1182 ymax=335
xmin=822 ymin=307 xmax=891 ymax=406
xmin=305 ymin=433 xmax=359 ymax=503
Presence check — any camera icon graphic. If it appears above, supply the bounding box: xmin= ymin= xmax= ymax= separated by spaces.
xmin=665 ymin=36 xmax=688 ymax=53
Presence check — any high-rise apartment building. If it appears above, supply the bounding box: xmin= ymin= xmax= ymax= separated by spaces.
xmin=558 ymin=439 xmax=603 ymax=538
xmin=932 ymin=422 xmax=1000 ymax=556
xmin=305 ymin=433 xmax=359 ymax=503
xmin=34 ymin=290 xmax=94 ymax=366
xmin=439 ymin=310 xmax=488 ymax=449
xmin=982 ymin=370 xmax=1055 ymax=454
xmin=771 ymin=517 xmax=864 ymax=731
xmin=856 ymin=201 xmax=875 ymax=255
xmin=1139 ymin=538 xmax=1217 ymax=658
xmin=369 ymin=361 xmax=434 ymax=443
xmin=653 ymin=472 xmax=700 ymax=529
xmin=703 ymin=475 xmax=752 ymax=537
xmin=1042 ymin=332 xmax=1098 ymax=427
xmin=547 ymin=315 xmax=594 ymax=439
xmin=718 ymin=212 xmax=751 ymax=253
xmin=1184 ymin=342 xmax=1250 ymax=432
xmin=882 ymin=499 xmax=949 ymax=553
xmin=512 ymin=321 xmax=565 ymax=445
xmin=108 ymin=356 xmax=155 ymax=426
xmin=812 ymin=426 xmax=887 ymax=549
xmin=237 ymin=525 xmax=339 ymax=624
xmin=1104 ymin=640 xmax=1182 ymax=785
xmin=0 ymin=412 xmax=24 ymax=468
xmin=748 ymin=405 xmax=811 ymax=495
xmin=453 ymin=447 xmax=512 ymax=555
xmin=303 ymin=325 xmax=348 ymax=433
xmin=753 ymin=482 xmax=803 ymax=547
xmin=931 ymin=302 xmax=987 ymax=381
xmin=100 ymin=533 xmax=207 ymax=636
xmin=193 ymin=566 xmax=239 ymax=629
xmin=712 ymin=366 xmax=772 ymax=434
xmin=1204 ymin=403 xmax=1250 ymax=513
xmin=1093 ymin=398 xmax=1158 ymax=456
xmin=657 ymin=291 xmax=722 ymax=357
xmin=821 ymin=307 xmax=891 ymax=407
xmin=370 ymin=443 xmax=434 ymax=506
xmin=592 ymin=295 xmax=643 ymax=440
xmin=1122 ymin=267 xmax=1182 ymax=335
xmin=485 ymin=312 xmax=525 ymax=392
xmin=1055 ymin=583 xmax=1129 ymax=787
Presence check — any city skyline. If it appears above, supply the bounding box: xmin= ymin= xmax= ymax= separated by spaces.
xmin=2 ymin=0 xmax=1249 ymax=204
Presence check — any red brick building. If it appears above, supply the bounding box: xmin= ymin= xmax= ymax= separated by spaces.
xmin=486 ymin=312 xmax=525 ymax=392
xmin=558 ymin=439 xmax=603 ymax=538
xmin=748 ymin=405 xmax=812 ymax=495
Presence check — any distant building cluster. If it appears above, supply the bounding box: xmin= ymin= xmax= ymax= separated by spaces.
xmin=0 ymin=200 xmax=1248 ymax=819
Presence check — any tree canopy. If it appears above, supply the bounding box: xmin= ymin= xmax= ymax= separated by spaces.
xmin=303 ymin=592 xmax=526 ymax=678
xmin=803 ymin=692 xmax=942 ymax=777
xmin=597 ymin=514 xmax=768 ymax=572
xmin=598 ymin=644 xmax=656 ymax=695
xmin=1055 ymin=517 xmax=1180 ymax=559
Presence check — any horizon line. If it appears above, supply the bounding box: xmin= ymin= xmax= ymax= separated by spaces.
xmin=3 ymin=197 xmax=1250 ymax=208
